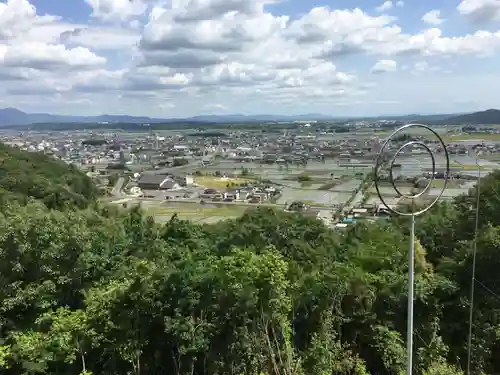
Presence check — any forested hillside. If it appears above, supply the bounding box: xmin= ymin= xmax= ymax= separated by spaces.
xmin=0 ymin=145 xmax=499 ymax=374
xmin=0 ymin=143 xmax=98 ymax=209
xmin=442 ymin=109 xmax=500 ymax=125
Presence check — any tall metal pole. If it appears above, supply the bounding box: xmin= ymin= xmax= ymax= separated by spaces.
xmin=467 ymin=153 xmax=481 ymax=375
xmin=374 ymin=124 xmax=449 ymax=375
xmin=407 ymin=214 xmax=415 ymax=375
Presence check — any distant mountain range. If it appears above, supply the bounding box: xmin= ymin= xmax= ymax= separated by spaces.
xmin=0 ymin=108 xmax=175 ymax=126
xmin=0 ymin=108 xmax=351 ymax=125
xmin=440 ymin=109 xmax=500 ymax=125
xmin=0 ymin=107 xmax=499 ymax=126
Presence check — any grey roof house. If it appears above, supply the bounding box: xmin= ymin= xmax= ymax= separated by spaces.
xmin=137 ymin=174 xmax=180 ymax=190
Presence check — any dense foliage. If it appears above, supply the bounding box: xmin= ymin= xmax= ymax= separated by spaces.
xmin=0 ymin=144 xmax=98 ymax=209
xmin=0 ymin=144 xmax=499 ymax=375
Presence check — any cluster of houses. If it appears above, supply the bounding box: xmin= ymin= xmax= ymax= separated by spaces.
xmin=200 ymin=185 xmax=280 ymax=203
xmin=134 ymin=172 xmax=281 ymax=203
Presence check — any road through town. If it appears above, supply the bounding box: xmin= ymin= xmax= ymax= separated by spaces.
xmin=110 ymin=177 xmax=125 ymax=197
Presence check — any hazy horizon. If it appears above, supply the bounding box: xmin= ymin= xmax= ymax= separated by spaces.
xmin=0 ymin=106 xmax=472 ymax=120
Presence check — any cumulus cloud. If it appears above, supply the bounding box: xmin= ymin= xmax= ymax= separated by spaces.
xmin=0 ymin=0 xmax=106 ymax=74
xmin=0 ymin=0 xmax=58 ymax=40
xmin=60 ymin=26 xmax=141 ymax=51
xmin=376 ymin=1 xmax=393 ymax=12
xmin=0 ymin=43 xmax=106 ymax=70
xmin=282 ymin=9 xmax=500 ymax=59
xmin=411 ymin=61 xmax=441 ymax=75
xmin=84 ymin=0 xmax=149 ymax=21
xmin=3 ymin=0 xmax=500 ymax=116
xmin=457 ymin=0 xmax=500 ymax=23
xmin=371 ymin=60 xmax=397 ymax=73
xmin=139 ymin=2 xmax=289 ymax=66
xmin=422 ymin=10 xmax=445 ymax=25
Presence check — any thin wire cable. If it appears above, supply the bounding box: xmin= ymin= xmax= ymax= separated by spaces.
xmin=474 ymin=278 xmax=500 ymax=302
xmin=467 ymin=151 xmax=481 ymax=375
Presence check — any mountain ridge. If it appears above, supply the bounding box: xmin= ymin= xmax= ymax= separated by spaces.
xmin=0 ymin=109 xmax=378 ymax=125
xmin=440 ymin=108 xmax=500 ymax=125
xmin=0 ymin=107 xmax=493 ymax=126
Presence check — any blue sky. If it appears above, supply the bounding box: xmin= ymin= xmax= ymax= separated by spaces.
xmin=1 ymin=0 xmax=500 ymax=117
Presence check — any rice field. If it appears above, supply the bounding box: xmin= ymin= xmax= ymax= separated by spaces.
xmin=194 ymin=176 xmax=252 ymax=189
xmin=145 ymin=202 xmax=250 ymax=223
xmin=188 ymin=153 xmax=496 ymax=207
xmin=443 ymin=133 xmax=500 ymax=142
xmin=199 ymin=160 xmax=371 ymax=181
xmin=277 ymin=188 xmax=351 ymax=205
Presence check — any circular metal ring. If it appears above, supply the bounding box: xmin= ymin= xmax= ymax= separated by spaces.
xmin=389 ymin=141 xmax=436 ymax=200
xmin=374 ymin=123 xmax=450 ymax=217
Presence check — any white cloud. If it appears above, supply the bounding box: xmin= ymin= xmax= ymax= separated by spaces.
xmin=422 ymin=10 xmax=445 ymax=25
xmin=204 ymin=103 xmax=228 ymax=110
xmin=411 ymin=61 xmax=441 ymax=75
xmin=132 ymin=2 xmax=368 ymax=107
xmin=0 ymin=43 xmax=106 ymax=70
xmin=84 ymin=0 xmax=149 ymax=21
xmin=376 ymin=1 xmax=393 ymax=12
xmin=140 ymin=2 xmax=289 ymax=67
xmin=60 ymin=26 xmax=141 ymax=51
xmin=0 ymin=0 xmax=106 ymax=73
xmin=0 ymin=0 xmax=58 ymax=39
xmin=3 ymin=0 xmax=500 ymax=116
xmin=412 ymin=61 xmax=429 ymax=73
xmin=285 ymin=9 xmax=500 ymax=58
xmin=396 ymin=1 xmax=404 ymax=7
xmin=457 ymin=0 xmax=500 ymax=23
xmin=371 ymin=59 xmax=397 ymax=73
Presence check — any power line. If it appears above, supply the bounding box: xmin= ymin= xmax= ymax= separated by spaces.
xmin=474 ymin=278 xmax=500 ymax=303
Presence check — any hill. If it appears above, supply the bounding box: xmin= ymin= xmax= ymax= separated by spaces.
xmin=0 ymin=108 xmax=337 ymax=126
xmin=0 ymin=107 xmax=464 ymax=126
xmin=442 ymin=108 xmax=500 ymax=125
xmin=2 ymin=106 xmax=500 ymax=128
xmin=0 ymin=108 xmax=349 ymax=125
xmin=0 ymin=107 xmax=173 ymax=126
xmin=369 ymin=113 xmax=460 ymax=122
xmin=0 ymin=143 xmax=98 ymax=209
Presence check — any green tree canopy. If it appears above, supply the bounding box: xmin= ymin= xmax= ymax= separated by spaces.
xmin=0 ymin=144 xmax=498 ymax=375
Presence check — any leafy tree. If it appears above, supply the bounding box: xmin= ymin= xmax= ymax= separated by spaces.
xmin=0 ymin=143 xmax=98 ymax=209
xmin=173 ymin=158 xmax=189 ymax=167
xmin=2 ymin=143 xmax=500 ymax=375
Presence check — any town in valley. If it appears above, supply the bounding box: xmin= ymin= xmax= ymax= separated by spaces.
xmin=3 ymin=112 xmax=500 ymax=229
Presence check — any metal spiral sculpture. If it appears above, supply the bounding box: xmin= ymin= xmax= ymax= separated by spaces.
xmin=373 ymin=123 xmax=450 ymax=375
xmin=374 ymin=123 xmax=450 ymax=215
